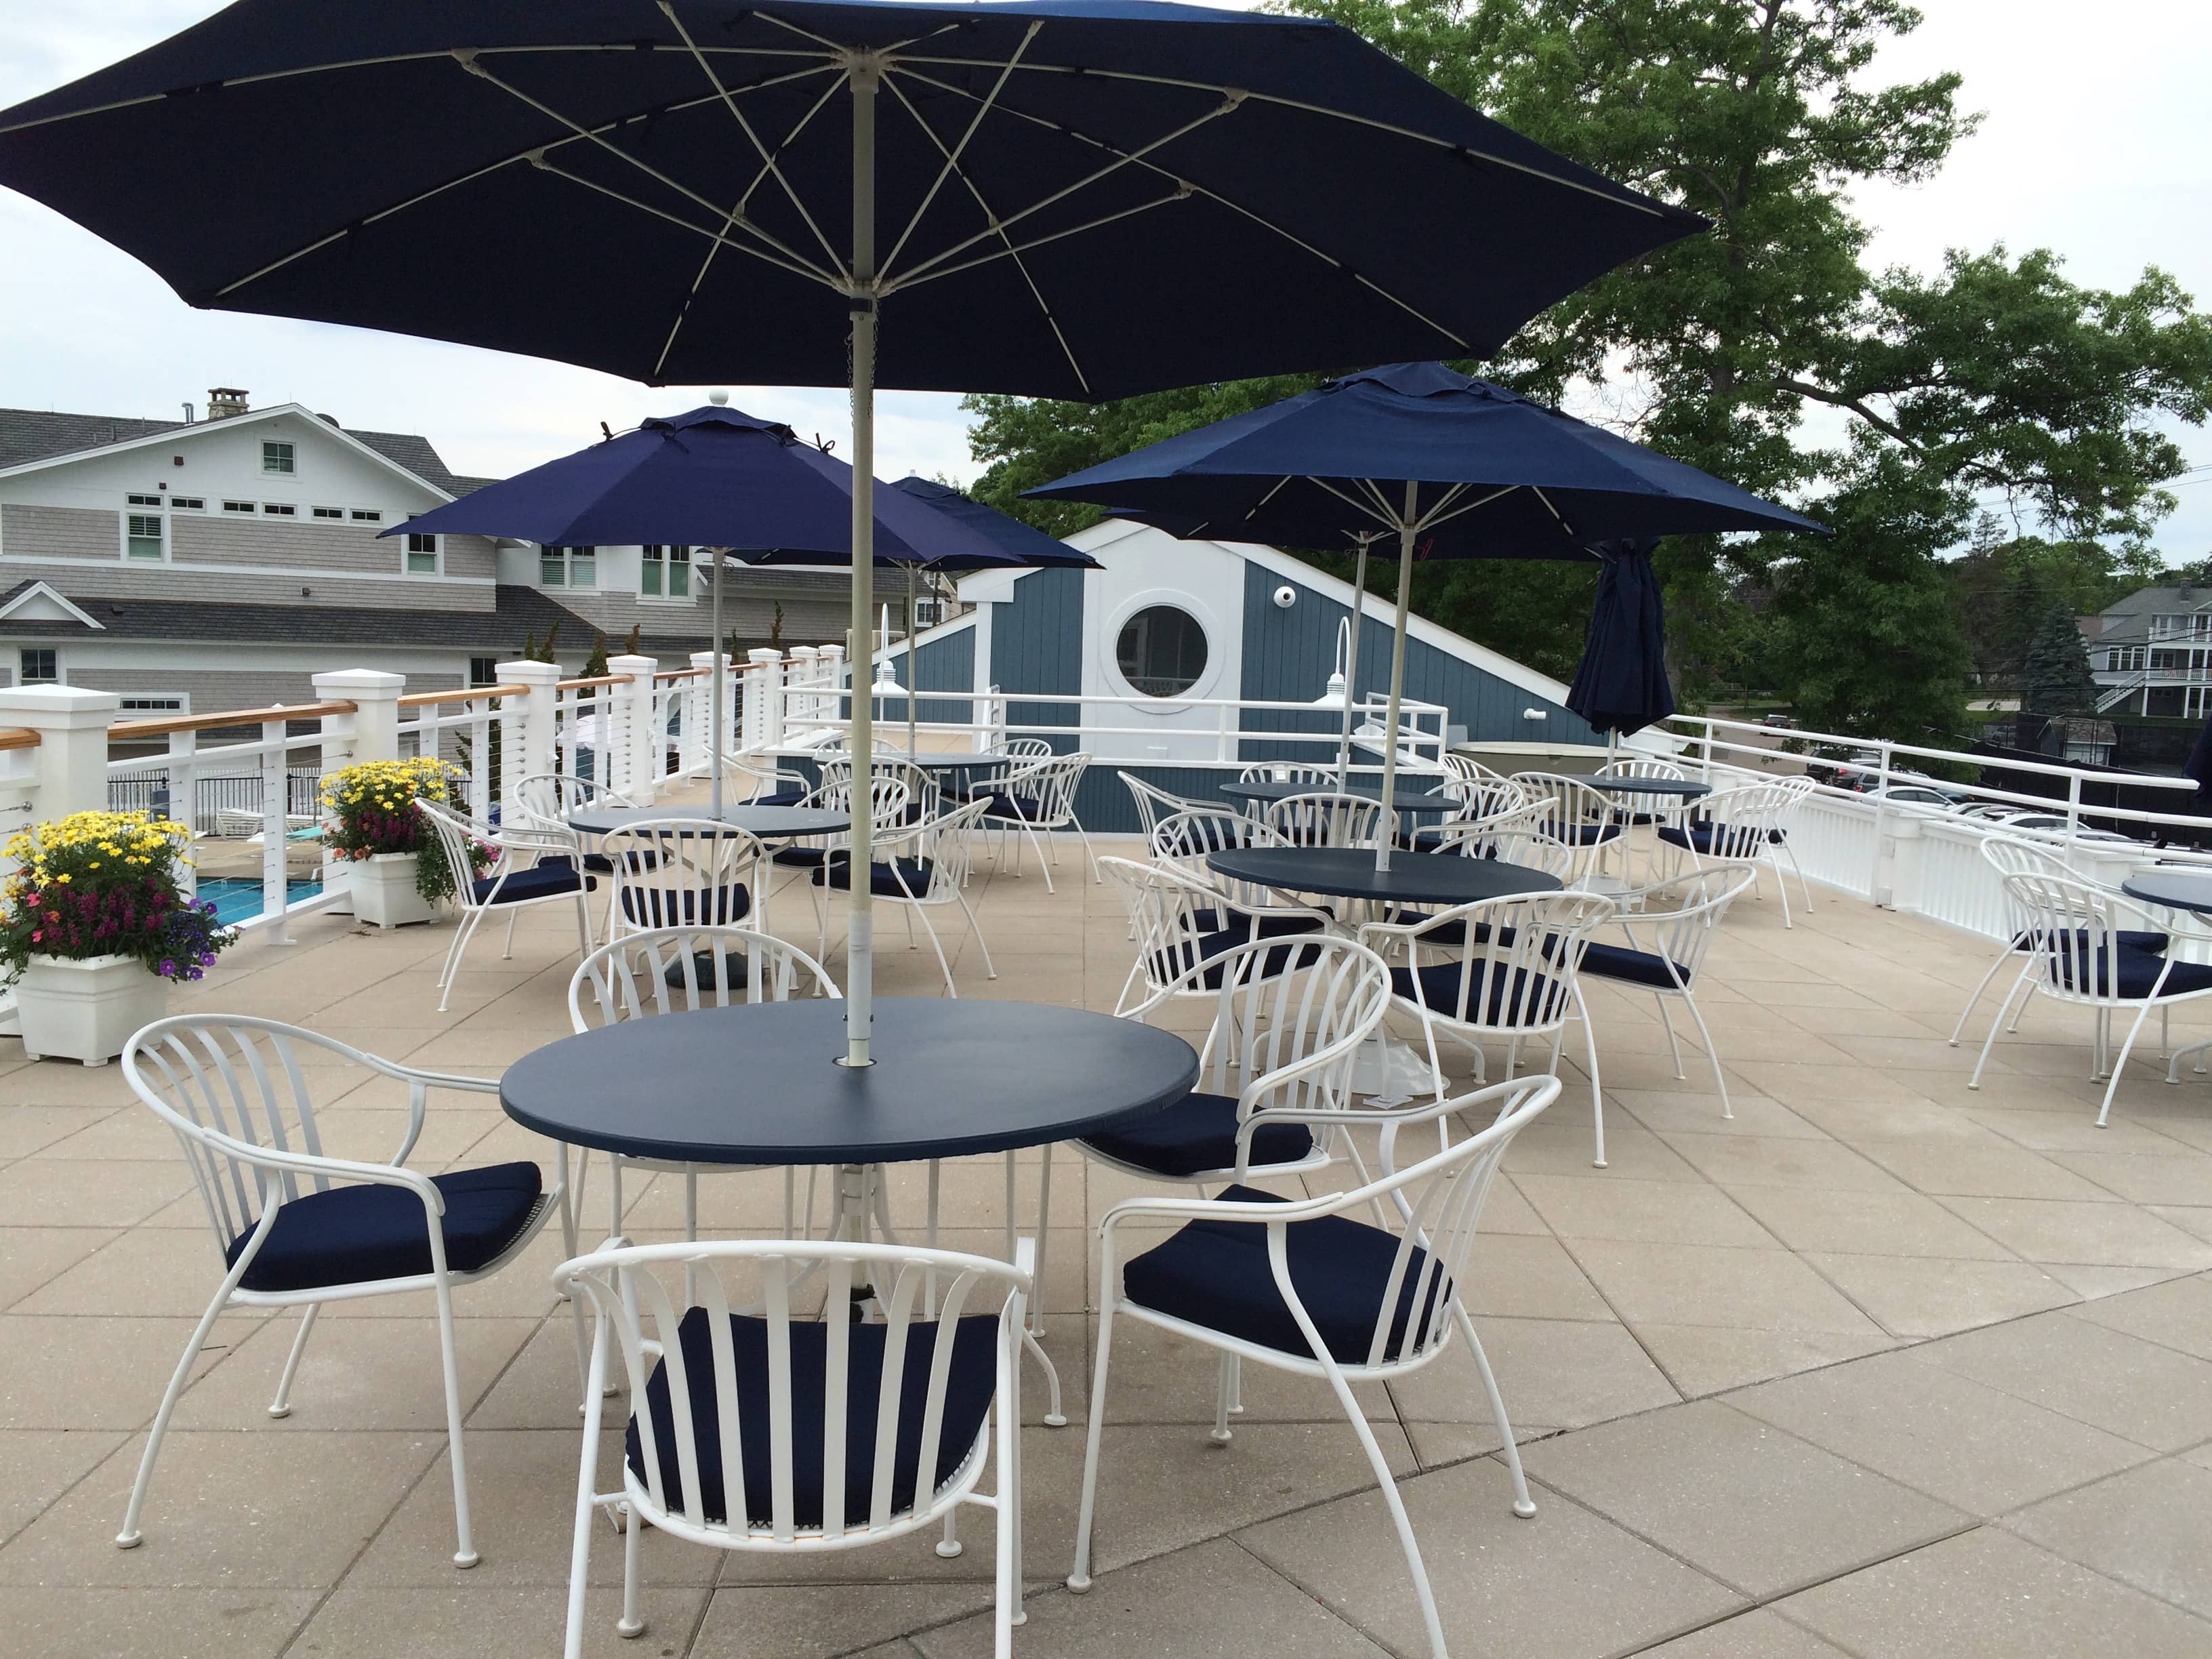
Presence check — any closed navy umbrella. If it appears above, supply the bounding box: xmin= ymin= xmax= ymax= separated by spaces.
xmin=388 ymin=398 xmax=1021 ymax=813
xmin=1031 ymin=363 xmax=1826 ymax=864
xmin=1565 ymin=539 xmax=1675 ymax=740
xmin=0 ymin=3 xmax=1700 ymax=1067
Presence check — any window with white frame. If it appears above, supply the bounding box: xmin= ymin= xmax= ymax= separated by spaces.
xmin=125 ymin=510 xmax=164 ymax=561
xmin=405 ymin=532 xmax=438 ymax=575
xmin=468 ymin=657 xmax=499 ymax=687
xmin=262 ymin=502 xmax=295 ymax=517
xmin=223 ymin=499 xmax=255 ymax=514
xmin=171 ymin=496 xmax=204 ymax=511
xmin=350 ymin=508 xmax=382 ymax=523
xmin=312 ymin=506 xmax=344 ymax=520
xmin=19 ymin=648 xmax=56 ymax=685
xmin=640 ymin=544 xmax=691 ymax=598
xmin=117 ymin=695 xmax=185 ymax=714
xmin=540 ymin=545 xmax=596 ymax=588
xmin=262 ymin=440 xmax=294 ymax=474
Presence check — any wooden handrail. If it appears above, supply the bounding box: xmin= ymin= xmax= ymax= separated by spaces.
xmin=556 ymin=674 xmax=631 ymax=691
xmin=0 ymin=727 xmax=40 ymax=752
xmin=397 ymin=684 xmax=529 ymax=708
xmin=654 ymin=668 xmax=708 ymax=681
xmin=108 ymin=699 xmax=358 ymax=740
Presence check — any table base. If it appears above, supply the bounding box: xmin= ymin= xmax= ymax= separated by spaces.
xmin=1353 ymin=1030 xmax=1441 ymax=1106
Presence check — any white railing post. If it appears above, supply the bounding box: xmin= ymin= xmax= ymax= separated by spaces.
xmin=788 ymin=646 xmax=821 ymax=730
xmin=747 ymin=649 xmax=783 ymax=753
xmin=164 ymin=729 xmax=199 ymax=896
xmin=606 ymin=655 xmax=658 ymax=804
xmin=260 ymin=716 xmax=293 ymax=946
xmin=1216 ymin=701 xmax=1233 ymax=763
xmin=312 ymin=669 xmax=404 ymax=769
xmin=1868 ymin=741 xmax=1894 ymax=903
xmin=0 ymin=687 xmax=120 ymax=829
xmin=685 ymin=653 xmax=716 ymax=770
xmin=497 ymin=659 xmax=560 ymax=806
xmin=2065 ymin=770 xmax=2083 ymax=853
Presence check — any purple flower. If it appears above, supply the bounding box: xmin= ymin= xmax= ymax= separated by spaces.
xmin=157 ymin=958 xmax=176 ymax=977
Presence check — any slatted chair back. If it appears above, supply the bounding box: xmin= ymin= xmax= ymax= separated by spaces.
xmin=1435 ymin=774 xmax=1528 ymax=819
xmin=514 ymin=772 xmax=635 ymax=834
xmin=1185 ymin=937 xmax=1391 ymax=1136
xmin=1613 ymin=864 xmax=1757 ymax=987
xmin=417 ymin=798 xmax=575 ymax=914
xmin=1683 ymin=782 xmax=1791 ymax=860
xmin=604 ymin=819 xmax=771 ymax=938
xmin=1982 ymin=833 xmax=2076 ymax=884
xmin=2001 ymin=871 xmax=2136 ymax=1010
xmin=1363 ymin=890 xmax=1616 ymax=1038
xmin=1237 ymin=762 xmax=1339 ymax=785
xmin=1118 ymin=771 xmax=1198 ymax=842
xmin=818 ymin=771 xmax=914 ymax=839
xmin=1426 ymin=799 xmax=1552 ymax=861
xmin=996 ymin=751 xmax=1090 ymax=830
xmin=1440 ymin=752 xmax=1511 ymax=791
xmin=560 ymin=1240 xmax=1029 ymax=1543
xmin=720 ymin=754 xmax=812 ymax=806
xmin=1101 ymin=855 xmax=1244 ymax=1018
xmin=1002 ymin=737 xmax=1055 ymax=762
xmin=1149 ymin=806 xmax=1309 ymax=918
xmin=1597 ymin=756 xmax=1685 ymax=783
xmin=1262 ymin=790 xmax=1385 ymax=850
xmin=868 ymin=757 xmax=942 ymax=824
xmin=1509 ymin=773 xmax=1622 ymax=851
xmin=570 ymin=927 xmax=839 ymax=1029
xmin=1483 ymin=817 xmax=1581 ymax=884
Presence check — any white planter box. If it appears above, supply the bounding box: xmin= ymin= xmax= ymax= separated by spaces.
xmin=18 ymin=953 xmax=169 ymax=1067
xmin=348 ymin=853 xmax=441 ymax=929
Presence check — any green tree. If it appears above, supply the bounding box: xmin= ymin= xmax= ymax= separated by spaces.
xmin=2020 ymin=605 xmax=2097 ymax=717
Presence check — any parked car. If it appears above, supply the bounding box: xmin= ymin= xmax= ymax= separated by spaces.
xmin=1953 ymin=803 xmax=2142 ymax=844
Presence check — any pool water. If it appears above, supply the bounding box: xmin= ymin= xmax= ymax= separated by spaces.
xmin=195 ymin=877 xmax=323 ymax=926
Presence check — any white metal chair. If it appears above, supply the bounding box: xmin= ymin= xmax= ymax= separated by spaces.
xmin=604 ymin=817 xmax=770 ymax=941
xmin=951 ymin=737 xmax=1054 ymax=802
xmin=558 ymin=1239 xmax=1032 ymax=1659
xmin=1596 ymin=754 xmax=1690 ymax=830
xmin=1237 ymin=762 xmax=1339 ymax=785
xmin=1764 ymin=774 xmax=1821 ymax=917
xmin=975 ymin=750 xmax=1099 ymax=891
xmin=569 ymin=926 xmax=841 ymax=1248
xmin=1100 ymin=855 xmax=1331 ymax=1021
xmin=1119 ymin=770 xmax=1202 ymax=843
xmin=1574 ymin=865 xmax=1757 ymax=1147
xmin=513 ymin=771 xmax=648 ymax=940
xmin=1261 ymin=790 xmax=1385 ymax=851
xmin=416 ymin=798 xmax=596 ymax=1012
xmin=720 ymin=752 xmax=812 ymax=806
xmin=1987 ymin=871 xmax=2212 ymax=1124
xmin=1069 ymin=1076 xmax=1561 ymax=1659
xmin=1439 ymin=752 xmax=1511 ymax=793
xmin=1511 ymin=772 xmax=1624 ymax=880
xmin=766 ymin=773 xmax=909 ymax=887
xmin=812 ymin=796 xmax=998 ymax=996
xmin=119 ymin=1015 xmax=568 ymax=1568
xmin=1658 ymin=781 xmax=1804 ymax=924
xmin=1359 ymin=888 xmax=1616 ymax=1158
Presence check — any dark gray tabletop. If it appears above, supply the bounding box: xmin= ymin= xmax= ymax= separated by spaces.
xmin=2122 ymin=871 xmax=2212 ymax=914
xmin=500 ymin=998 xmax=1199 ymax=1164
xmin=1207 ymin=845 xmax=1565 ymax=907
xmin=899 ymin=754 xmax=1017 ymax=773
xmin=568 ymin=804 xmax=850 ymax=838
xmin=1549 ymin=774 xmax=1713 ymax=800
xmin=1221 ymin=780 xmax=1457 ymax=815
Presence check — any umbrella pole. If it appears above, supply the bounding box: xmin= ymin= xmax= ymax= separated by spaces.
xmin=1376 ymin=489 xmax=1418 ymax=873
xmin=842 ymin=62 xmax=880 ymax=1069
xmin=1337 ymin=535 xmax=1369 ymax=792
xmin=710 ymin=544 xmax=724 ymax=819
xmin=907 ymin=560 xmax=919 ymax=758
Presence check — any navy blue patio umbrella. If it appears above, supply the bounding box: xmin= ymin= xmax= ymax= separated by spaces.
xmin=1565 ymin=538 xmax=1675 ymax=740
xmin=387 ymin=398 xmax=1021 ymax=815
xmin=0 ymin=1 xmax=1702 ymax=1067
xmin=1031 ymin=363 xmax=1826 ymax=864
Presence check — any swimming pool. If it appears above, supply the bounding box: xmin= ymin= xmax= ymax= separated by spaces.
xmin=195 ymin=877 xmax=323 ymax=926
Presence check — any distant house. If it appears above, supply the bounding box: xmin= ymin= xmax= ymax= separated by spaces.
xmin=2081 ymin=585 xmax=2212 ymax=718
xmin=0 ymin=390 xmax=898 ymax=713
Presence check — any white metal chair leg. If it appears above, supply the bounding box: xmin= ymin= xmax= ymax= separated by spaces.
xmin=1654 ymin=994 xmax=1686 ymax=1080
xmin=954 ymin=888 xmax=998 ymax=980
xmin=1948 ymin=948 xmax=2018 ymax=1046
xmin=432 ymin=1277 xmax=479 ymax=1568
xmin=1575 ymin=985 xmax=1605 ymax=1168
xmin=1077 ymin=822 xmax=1101 ymax=884
xmin=562 ymin=1319 xmax=610 ymax=1659
xmin=914 ymin=904 xmax=959 ymax=998
xmin=1025 ymin=821 xmax=1056 ymax=894
xmin=1772 ymin=852 xmax=1795 ymax=930
xmin=1968 ymin=964 xmax=2036 ymax=1090
xmin=501 ymin=908 xmax=518 ymax=960
xmin=1452 ymin=1305 xmax=1534 ymax=1519
xmin=117 ymin=1266 xmax=249 ymax=1548
xmin=1067 ymin=1286 xmax=1117 ymax=1593
xmin=2100 ymin=998 xmax=2160 ymax=1127
xmin=1681 ymin=990 xmax=1733 ymax=1120
xmin=1210 ymin=1353 xmax=1236 ymax=1444
xmin=616 ymin=1500 xmax=644 ymax=1637
xmin=267 ymin=1302 xmax=320 ymax=1417
xmin=1317 ymin=1355 xmax=1450 ymax=1659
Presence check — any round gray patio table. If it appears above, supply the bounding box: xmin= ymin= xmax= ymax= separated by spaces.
xmin=1545 ymin=774 xmax=1713 ymax=800
xmin=566 ymin=803 xmax=850 ymax=838
xmin=500 ymin=998 xmax=1198 ymax=1166
xmin=1219 ymin=779 xmax=1457 ymax=816
xmin=1205 ymin=844 xmax=1564 ymax=908
xmin=2121 ymin=871 xmax=2212 ymax=914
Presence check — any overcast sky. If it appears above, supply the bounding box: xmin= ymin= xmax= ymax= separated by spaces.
xmin=2 ymin=1 xmax=2207 ymax=553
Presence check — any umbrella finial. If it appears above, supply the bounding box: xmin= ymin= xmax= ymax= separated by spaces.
xmin=708 ymin=388 xmax=729 ymax=405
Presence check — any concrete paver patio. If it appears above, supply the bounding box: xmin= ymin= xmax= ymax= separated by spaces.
xmin=6 ymin=813 xmax=2212 ymax=1657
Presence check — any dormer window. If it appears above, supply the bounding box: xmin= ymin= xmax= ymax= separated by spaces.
xmin=262 ymin=440 xmax=294 ymax=475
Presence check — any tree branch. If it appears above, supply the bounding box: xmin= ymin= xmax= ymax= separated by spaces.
xmin=1777 ymin=376 xmax=1919 ymax=449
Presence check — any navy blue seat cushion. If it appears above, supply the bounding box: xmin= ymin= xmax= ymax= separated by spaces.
xmin=618 ymin=884 xmax=751 ymax=927
xmin=1191 ymin=910 xmax=1326 ymax=942
xmin=1574 ymin=940 xmax=1693 ymax=991
xmin=575 ymin=848 xmax=661 ymax=877
xmin=627 ymin=1307 xmax=997 ymax=1530
xmin=1080 ymin=1091 xmax=1315 ymax=1178
xmin=1389 ymin=962 xmax=1559 ymax=1022
xmin=2046 ymin=945 xmax=2212 ymax=1000
xmin=1122 ymin=1185 xmax=1448 ymax=1364
xmin=1544 ymin=819 xmax=1621 ymax=847
xmin=472 ymin=863 xmax=592 ymax=905
xmin=228 ymin=1162 xmax=543 ymax=1292
xmin=1151 ymin=930 xmax=1325 ymax=989
xmin=976 ymin=793 xmax=1048 ymax=822
xmin=1658 ymin=822 xmax=1784 ymax=854
xmin=2013 ymin=927 xmax=2167 ymax=956
xmin=771 ymin=845 xmax=831 ymax=868
xmin=752 ymin=787 xmax=806 ymax=808
xmin=815 ymin=856 xmax=935 ymax=898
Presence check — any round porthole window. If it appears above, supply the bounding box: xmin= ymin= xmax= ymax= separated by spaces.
xmin=1115 ymin=604 xmax=1208 ymax=697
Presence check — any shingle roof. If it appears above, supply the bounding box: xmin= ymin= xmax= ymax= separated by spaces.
xmin=0 ymin=407 xmax=487 ymax=496
xmin=0 ymin=580 xmax=592 ymax=651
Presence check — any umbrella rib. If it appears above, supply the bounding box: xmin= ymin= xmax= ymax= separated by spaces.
xmin=1531 ymin=487 xmax=1580 ymax=539
xmin=1416 ymin=483 xmax=1521 ymax=532
xmin=659 ymin=2 xmax=849 ymax=282
xmin=878 ymin=22 xmax=1042 ymax=281
xmin=878 ymin=70 xmax=1092 ymax=395
xmin=531 ymin=159 xmax=836 ymax=289
xmin=1311 ymin=477 xmax=1401 ymax=532
xmin=881 ymin=190 xmax=1185 ymax=294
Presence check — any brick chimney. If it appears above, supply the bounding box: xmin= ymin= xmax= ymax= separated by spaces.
xmin=205 ymin=387 xmax=249 ymax=420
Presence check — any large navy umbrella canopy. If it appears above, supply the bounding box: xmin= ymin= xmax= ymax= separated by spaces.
xmin=0 ymin=1 xmax=1702 ymax=401
xmin=1565 ymin=539 xmax=1675 ymax=737
xmin=386 ymin=403 xmax=1021 ymax=567
xmin=1027 ymin=363 xmax=1828 ymax=552
xmin=890 ymin=478 xmax=1104 ymax=572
